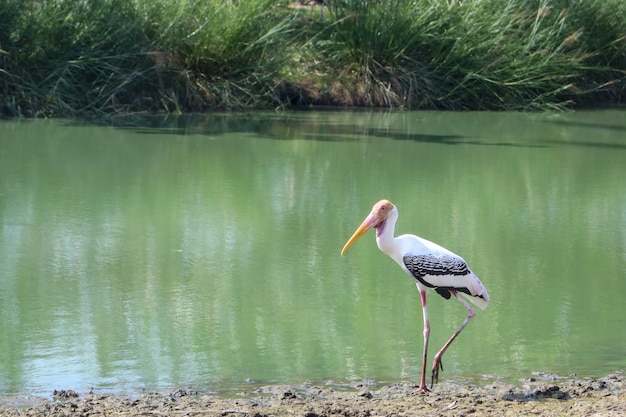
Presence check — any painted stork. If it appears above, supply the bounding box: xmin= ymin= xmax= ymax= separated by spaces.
xmin=341 ymin=199 xmax=489 ymax=392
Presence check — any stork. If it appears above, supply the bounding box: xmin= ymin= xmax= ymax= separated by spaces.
xmin=341 ymin=199 xmax=489 ymax=392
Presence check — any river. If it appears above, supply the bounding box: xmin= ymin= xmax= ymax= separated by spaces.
xmin=1 ymin=110 xmax=625 ymax=396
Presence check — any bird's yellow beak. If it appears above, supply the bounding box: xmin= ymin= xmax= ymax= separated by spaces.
xmin=341 ymin=213 xmax=377 ymax=256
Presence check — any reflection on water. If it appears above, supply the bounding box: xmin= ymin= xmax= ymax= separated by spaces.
xmin=1 ymin=111 xmax=625 ymax=396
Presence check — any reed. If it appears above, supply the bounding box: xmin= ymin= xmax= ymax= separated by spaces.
xmin=316 ymin=0 xmax=625 ymax=109
xmin=141 ymin=0 xmax=295 ymax=110
xmin=0 ymin=0 xmax=624 ymax=116
xmin=0 ymin=0 xmax=295 ymax=116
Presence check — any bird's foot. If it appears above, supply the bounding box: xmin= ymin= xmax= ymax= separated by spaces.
xmin=413 ymin=385 xmax=430 ymax=393
xmin=431 ymin=357 xmax=444 ymax=388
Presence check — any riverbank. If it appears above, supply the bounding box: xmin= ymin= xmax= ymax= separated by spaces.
xmin=1 ymin=373 xmax=624 ymax=416
xmin=1 ymin=0 xmax=625 ymax=117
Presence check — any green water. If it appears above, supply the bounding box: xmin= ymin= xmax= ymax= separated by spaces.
xmin=1 ymin=111 xmax=625 ymax=397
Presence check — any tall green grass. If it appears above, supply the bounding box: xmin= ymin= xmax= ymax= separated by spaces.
xmin=1 ymin=0 xmax=153 ymax=116
xmin=0 ymin=0 xmax=294 ymax=116
xmin=317 ymin=0 xmax=625 ymax=109
xmin=140 ymin=0 xmax=294 ymax=110
xmin=0 ymin=0 xmax=624 ymax=116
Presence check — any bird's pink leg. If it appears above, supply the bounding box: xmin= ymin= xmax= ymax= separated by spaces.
xmin=430 ymin=290 xmax=476 ymax=387
xmin=415 ymin=287 xmax=430 ymax=393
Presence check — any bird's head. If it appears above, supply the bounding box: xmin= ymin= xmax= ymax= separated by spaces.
xmin=341 ymin=199 xmax=395 ymax=255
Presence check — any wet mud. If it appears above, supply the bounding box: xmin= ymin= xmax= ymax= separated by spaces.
xmin=1 ymin=373 xmax=623 ymax=416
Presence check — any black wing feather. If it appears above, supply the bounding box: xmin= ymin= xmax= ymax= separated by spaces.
xmin=403 ymin=254 xmax=473 ymax=299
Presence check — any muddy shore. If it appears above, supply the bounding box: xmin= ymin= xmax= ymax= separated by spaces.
xmin=1 ymin=373 xmax=623 ymax=416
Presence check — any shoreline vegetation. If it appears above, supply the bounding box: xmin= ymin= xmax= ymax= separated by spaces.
xmin=1 ymin=0 xmax=625 ymax=118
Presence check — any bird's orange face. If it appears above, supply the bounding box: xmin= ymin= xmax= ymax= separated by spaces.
xmin=341 ymin=199 xmax=395 ymax=255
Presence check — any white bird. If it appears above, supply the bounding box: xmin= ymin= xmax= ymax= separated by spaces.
xmin=341 ymin=199 xmax=489 ymax=392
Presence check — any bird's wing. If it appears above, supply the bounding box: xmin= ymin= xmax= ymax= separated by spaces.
xmin=403 ymin=254 xmax=484 ymax=302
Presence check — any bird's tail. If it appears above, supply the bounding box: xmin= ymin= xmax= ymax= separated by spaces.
xmin=463 ymin=275 xmax=490 ymax=309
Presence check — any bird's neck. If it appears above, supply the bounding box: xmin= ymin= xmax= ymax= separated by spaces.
xmin=376 ymin=208 xmax=399 ymax=258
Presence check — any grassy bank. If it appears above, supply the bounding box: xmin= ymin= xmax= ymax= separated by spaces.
xmin=1 ymin=0 xmax=624 ymax=117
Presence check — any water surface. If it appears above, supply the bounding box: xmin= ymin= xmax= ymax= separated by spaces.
xmin=1 ymin=111 xmax=625 ymax=396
